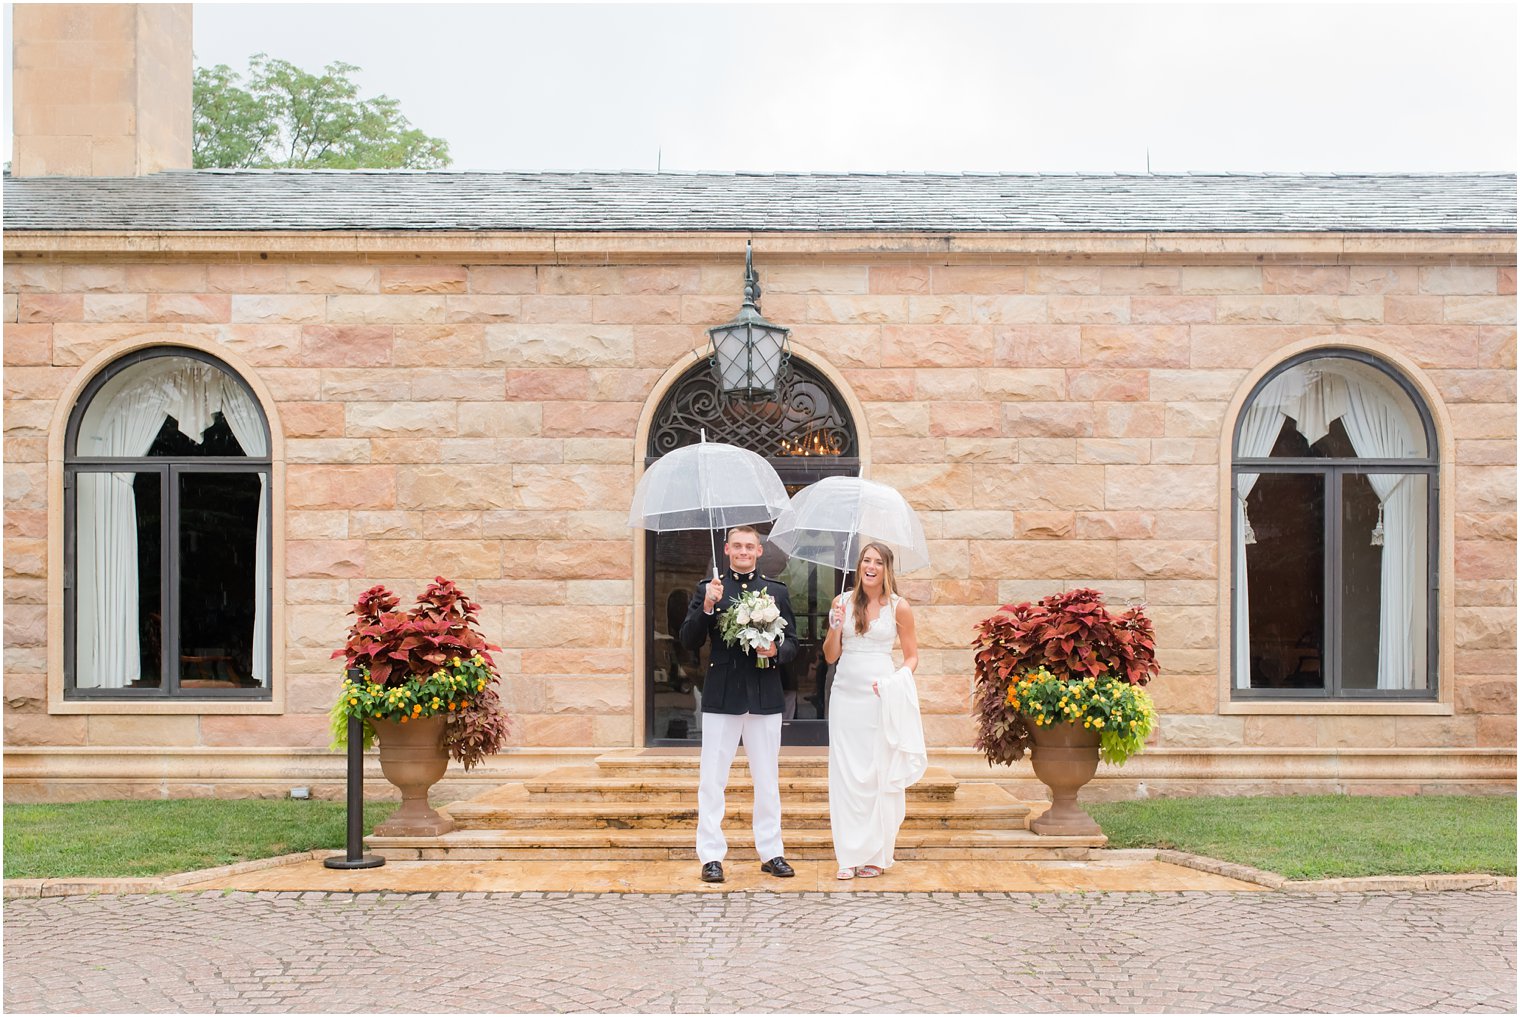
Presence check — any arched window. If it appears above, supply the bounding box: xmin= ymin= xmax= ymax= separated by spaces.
xmin=65 ymin=348 xmax=272 ymax=699
xmin=1232 ymin=349 xmax=1438 ymax=698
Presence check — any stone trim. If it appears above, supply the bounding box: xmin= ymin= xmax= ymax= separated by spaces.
xmin=4 ymin=745 xmax=1512 ymax=801
xmin=5 ymin=230 xmax=1516 ymax=262
xmin=1118 ymin=849 xmax=1518 ymax=893
xmin=2 ymin=849 xmax=329 ymax=898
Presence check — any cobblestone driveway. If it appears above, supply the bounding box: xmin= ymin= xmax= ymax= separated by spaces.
xmin=5 ymin=890 xmax=1514 ymax=1013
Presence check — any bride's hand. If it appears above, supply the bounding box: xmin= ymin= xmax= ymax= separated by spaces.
xmin=872 ymin=681 xmax=879 ymax=697
xmin=828 ymin=599 xmax=845 ymax=630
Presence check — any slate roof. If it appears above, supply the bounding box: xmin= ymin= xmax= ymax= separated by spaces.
xmin=3 ymin=170 xmax=1514 ymax=234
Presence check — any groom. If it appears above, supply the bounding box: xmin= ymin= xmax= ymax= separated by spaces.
xmin=679 ymin=524 xmax=798 ymax=883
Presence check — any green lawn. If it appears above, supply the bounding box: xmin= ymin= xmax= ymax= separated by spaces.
xmin=4 ymin=799 xmax=397 ymax=880
xmin=1088 ymin=794 xmax=1517 ymax=880
xmin=4 ymin=794 xmax=1514 ymax=882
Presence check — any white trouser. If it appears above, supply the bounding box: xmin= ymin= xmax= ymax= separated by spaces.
xmin=697 ymin=711 xmax=784 ymax=864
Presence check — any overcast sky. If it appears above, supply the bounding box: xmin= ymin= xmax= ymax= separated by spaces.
xmin=4 ymin=2 xmax=1517 ymax=173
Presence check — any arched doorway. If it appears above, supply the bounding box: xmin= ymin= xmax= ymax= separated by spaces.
xmin=644 ymin=356 xmax=860 ymax=746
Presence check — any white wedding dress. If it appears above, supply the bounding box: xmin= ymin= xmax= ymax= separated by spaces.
xmin=829 ymin=595 xmax=907 ymax=871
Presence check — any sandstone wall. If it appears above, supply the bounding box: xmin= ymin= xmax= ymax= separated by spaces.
xmin=4 ymin=254 xmax=1515 ymax=759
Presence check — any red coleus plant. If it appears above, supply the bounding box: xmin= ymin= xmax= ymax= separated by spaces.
xmin=337 ymin=578 xmax=500 ymax=686
xmin=972 ymin=588 xmax=1158 ymax=766
xmin=333 ymin=577 xmax=509 ymax=770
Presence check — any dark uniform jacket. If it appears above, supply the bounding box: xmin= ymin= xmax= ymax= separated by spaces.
xmin=678 ymin=569 xmax=798 ymax=716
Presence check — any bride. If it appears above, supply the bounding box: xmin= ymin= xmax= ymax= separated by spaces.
xmin=822 ymin=542 xmax=922 ymax=880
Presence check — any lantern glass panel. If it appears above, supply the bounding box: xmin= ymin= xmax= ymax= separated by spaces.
xmin=748 ymin=326 xmax=786 ymax=392
xmin=712 ymin=326 xmax=752 ymax=392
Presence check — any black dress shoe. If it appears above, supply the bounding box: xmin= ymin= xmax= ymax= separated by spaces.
xmin=761 ymin=856 xmax=795 ymax=878
xmin=700 ymin=861 xmax=725 ymax=883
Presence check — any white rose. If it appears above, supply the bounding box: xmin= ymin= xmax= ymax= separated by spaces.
xmin=764 ymin=605 xmax=781 ymax=623
xmin=736 ymin=608 xmax=751 ymax=625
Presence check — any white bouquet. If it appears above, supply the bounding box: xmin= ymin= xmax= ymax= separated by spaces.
xmin=718 ymin=588 xmax=788 ymax=669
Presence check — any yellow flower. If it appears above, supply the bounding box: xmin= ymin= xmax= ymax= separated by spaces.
xmin=452 ymin=656 xmax=462 ymax=666
xmin=348 ymin=697 xmax=358 ymax=705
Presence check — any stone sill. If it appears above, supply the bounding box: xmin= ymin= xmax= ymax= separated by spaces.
xmin=49 ymin=699 xmax=283 ymax=716
xmin=1219 ymin=700 xmax=1454 ymax=716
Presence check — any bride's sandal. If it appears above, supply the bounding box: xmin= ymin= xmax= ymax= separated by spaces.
xmin=835 ymin=867 xmax=856 ymax=880
xmin=856 ymin=865 xmax=883 ymax=878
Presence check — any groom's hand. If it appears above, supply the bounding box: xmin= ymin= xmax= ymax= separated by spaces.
xmin=703 ymin=576 xmax=724 ymax=614
xmin=756 ymin=642 xmax=778 ymax=659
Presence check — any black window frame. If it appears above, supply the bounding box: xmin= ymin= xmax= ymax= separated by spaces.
xmin=1230 ymin=348 xmax=1440 ymax=701
xmin=63 ymin=347 xmax=273 ymax=701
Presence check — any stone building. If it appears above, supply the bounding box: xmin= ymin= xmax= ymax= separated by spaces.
xmin=4 ymin=4 xmax=1515 ymax=801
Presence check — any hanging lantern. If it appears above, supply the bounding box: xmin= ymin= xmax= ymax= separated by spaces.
xmin=1370 ymin=504 xmax=1385 ymax=547
xmin=707 ymin=241 xmax=790 ymax=398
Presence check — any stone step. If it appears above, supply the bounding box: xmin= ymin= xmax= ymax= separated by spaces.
xmin=519 ymin=765 xmax=961 ymax=803
xmin=367 ymin=825 xmax=1105 ymax=862
xmin=445 ymin=781 xmax=1028 ymax=831
xmin=593 ymin=752 xmax=834 ymax=779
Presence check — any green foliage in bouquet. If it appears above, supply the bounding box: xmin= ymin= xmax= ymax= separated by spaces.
xmin=718 ymin=588 xmax=787 ymax=669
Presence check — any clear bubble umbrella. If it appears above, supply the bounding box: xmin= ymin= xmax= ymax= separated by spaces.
xmin=767 ymin=476 xmax=931 ymax=574
xmin=627 ymin=431 xmax=791 ymax=580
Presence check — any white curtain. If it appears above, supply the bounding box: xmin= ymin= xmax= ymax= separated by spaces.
xmin=75 ymin=370 xmax=175 ymax=687
xmin=1232 ymin=375 xmax=1291 ymax=689
xmin=1339 ymin=378 xmax=1424 ymax=690
xmin=217 ymin=377 xmax=270 ymax=686
xmin=75 ymin=359 xmax=268 ymax=688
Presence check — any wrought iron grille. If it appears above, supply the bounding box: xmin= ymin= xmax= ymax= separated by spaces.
xmin=648 ymin=358 xmax=857 ymax=460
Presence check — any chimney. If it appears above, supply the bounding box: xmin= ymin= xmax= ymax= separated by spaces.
xmin=11 ymin=3 xmax=193 ymax=177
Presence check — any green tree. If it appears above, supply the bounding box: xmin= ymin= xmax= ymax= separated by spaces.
xmin=192 ymin=54 xmax=451 ymax=169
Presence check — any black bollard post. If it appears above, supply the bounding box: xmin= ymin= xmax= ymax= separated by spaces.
xmin=324 ymin=668 xmax=385 ymax=870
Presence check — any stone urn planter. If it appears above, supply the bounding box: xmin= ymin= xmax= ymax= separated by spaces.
xmin=1024 ymin=718 xmax=1103 ymax=837
xmin=972 ymin=589 xmax=1160 ymax=840
xmin=372 ymin=715 xmax=455 ymax=837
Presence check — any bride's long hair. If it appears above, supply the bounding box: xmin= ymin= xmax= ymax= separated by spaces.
xmin=849 ymin=542 xmax=898 ymax=635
